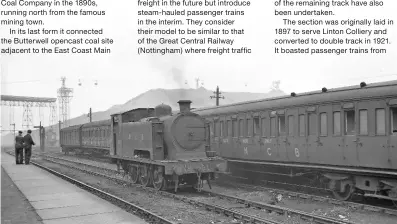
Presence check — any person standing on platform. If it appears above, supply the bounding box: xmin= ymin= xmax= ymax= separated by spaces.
xmin=23 ymin=130 xmax=35 ymax=165
xmin=14 ymin=131 xmax=24 ymax=164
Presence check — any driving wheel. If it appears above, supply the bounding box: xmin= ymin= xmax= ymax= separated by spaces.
xmin=139 ymin=165 xmax=151 ymax=187
xmin=129 ymin=165 xmax=139 ymax=184
xmin=152 ymin=166 xmax=165 ymax=191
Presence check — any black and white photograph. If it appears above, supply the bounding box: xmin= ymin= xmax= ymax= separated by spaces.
xmin=1 ymin=0 xmax=397 ymax=223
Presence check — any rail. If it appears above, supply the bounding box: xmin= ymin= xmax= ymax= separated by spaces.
xmin=6 ymin=151 xmax=175 ymax=224
xmin=35 ymin=153 xmax=360 ymax=224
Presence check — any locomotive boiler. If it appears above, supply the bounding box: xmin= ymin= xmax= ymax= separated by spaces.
xmin=109 ymin=100 xmax=227 ymax=191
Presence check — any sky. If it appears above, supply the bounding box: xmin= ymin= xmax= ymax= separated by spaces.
xmin=1 ymin=0 xmax=397 ymax=131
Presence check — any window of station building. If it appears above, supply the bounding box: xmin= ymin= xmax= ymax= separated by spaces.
xmin=375 ymin=108 xmax=386 ymax=135
xmin=270 ymin=117 xmax=277 ymax=137
xmin=299 ymin=115 xmax=305 ymax=136
xmin=253 ymin=117 xmax=260 ymax=136
xmin=345 ymin=110 xmax=355 ymax=135
xmin=210 ymin=122 xmax=214 ymax=136
xmin=261 ymin=118 xmax=266 ymax=137
xmin=278 ymin=116 xmax=286 ymax=136
xmin=320 ymin=113 xmax=327 ymax=136
xmin=239 ymin=119 xmax=245 ymax=137
xmin=359 ymin=110 xmax=368 ymax=135
xmin=333 ymin=112 xmax=341 ymax=135
xmin=247 ymin=118 xmax=253 ymax=137
xmin=392 ymin=108 xmax=397 ymax=134
xmin=220 ymin=121 xmax=224 ymax=137
xmin=288 ymin=115 xmax=294 ymax=136
xmin=227 ymin=120 xmax=232 ymax=136
xmin=232 ymin=120 xmax=238 ymax=137
xmin=308 ymin=113 xmax=317 ymax=136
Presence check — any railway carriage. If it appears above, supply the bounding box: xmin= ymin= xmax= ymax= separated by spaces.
xmin=81 ymin=119 xmax=111 ymax=154
xmin=192 ymin=81 xmax=397 ymax=202
xmin=60 ymin=124 xmax=82 ymax=153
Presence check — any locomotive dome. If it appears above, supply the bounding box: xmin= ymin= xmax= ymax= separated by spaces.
xmin=155 ymin=103 xmax=172 ymax=117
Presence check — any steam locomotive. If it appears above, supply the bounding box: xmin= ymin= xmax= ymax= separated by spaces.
xmin=60 ymin=100 xmax=227 ymax=191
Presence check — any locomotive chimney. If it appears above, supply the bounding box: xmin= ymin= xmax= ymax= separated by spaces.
xmin=177 ymin=100 xmax=192 ymax=113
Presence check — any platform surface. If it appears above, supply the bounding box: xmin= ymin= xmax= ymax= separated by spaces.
xmin=1 ymin=152 xmax=148 ymax=224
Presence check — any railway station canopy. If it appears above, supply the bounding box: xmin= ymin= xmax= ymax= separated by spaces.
xmin=1 ymin=95 xmax=57 ymax=103
xmin=1 ymin=95 xmax=57 ymax=106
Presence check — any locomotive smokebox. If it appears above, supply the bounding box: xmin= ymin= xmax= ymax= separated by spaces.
xmin=178 ymin=100 xmax=192 ymax=113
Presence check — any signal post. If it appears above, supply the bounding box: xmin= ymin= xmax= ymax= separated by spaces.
xmin=34 ymin=122 xmax=45 ymax=152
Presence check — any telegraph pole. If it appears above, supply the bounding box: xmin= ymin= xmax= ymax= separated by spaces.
xmin=210 ymin=86 xmax=225 ymax=106
xmin=34 ymin=122 xmax=45 ymax=152
xmin=88 ymin=108 xmax=92 ymax=122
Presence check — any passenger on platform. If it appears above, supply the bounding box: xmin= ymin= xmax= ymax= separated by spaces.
xmin=14 ymin=131 xmax=24 ymax=164
xmin=23 ymin=130 xmax=35 ymax=165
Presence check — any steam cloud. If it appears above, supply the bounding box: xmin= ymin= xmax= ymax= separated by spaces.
xmin=147 ymin=53 xmax=189 ymax=99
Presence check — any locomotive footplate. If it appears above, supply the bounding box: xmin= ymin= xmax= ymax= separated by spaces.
xmin=109 ymin=155 xmax=227 ymax=175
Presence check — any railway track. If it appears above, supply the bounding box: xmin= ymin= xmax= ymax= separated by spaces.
xmin=45 ymin=151 xmax=397 ymax=211
xmin=215 ymin=176 xmax=397 ymax=217
xmin=5 ymin=152 xmax=175 ymax=224
xmin=35 ymin=152 xmax=397 ymax=217
xmin=28 ymin=152 xmax=366 ymax=224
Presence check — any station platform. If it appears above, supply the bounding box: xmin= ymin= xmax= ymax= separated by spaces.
xmin=1 ymin=152 xmax=148 ymax=224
